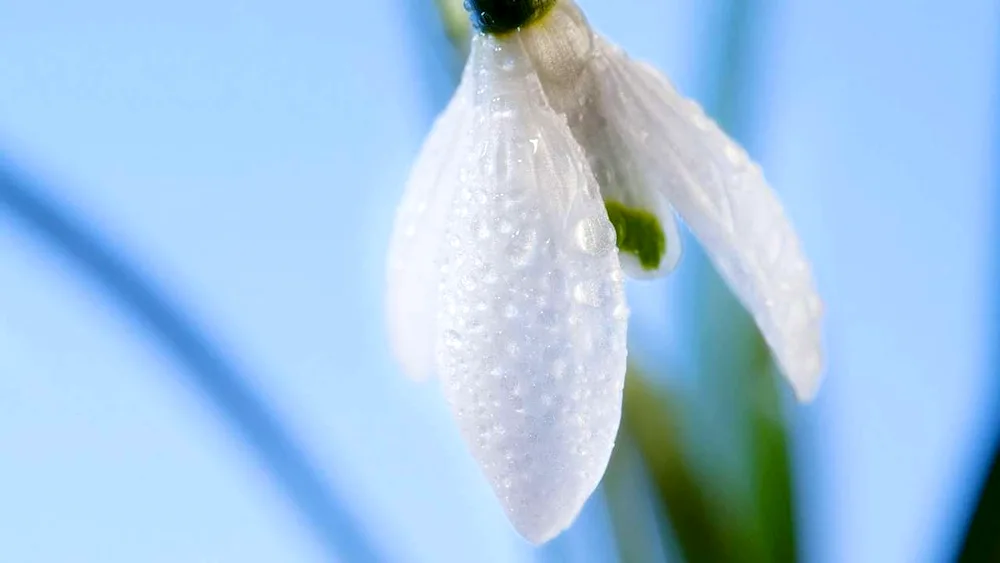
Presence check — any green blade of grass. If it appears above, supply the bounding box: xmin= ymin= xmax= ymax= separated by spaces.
xmin=748 ymin=346 xmax=799 ymax=563
xmin=619 ymin=368 xmax=742 ymax=563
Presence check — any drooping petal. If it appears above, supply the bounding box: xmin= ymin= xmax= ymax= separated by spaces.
xmin=584 ymin=37 xmax=824 ymax=401
xmin=517 ymin=1 xmax=683 ymax=278
xmin=386 ymin=69 xmax=474 ymax=381
xmin=435 ymin=33 xmax=628 ymax=543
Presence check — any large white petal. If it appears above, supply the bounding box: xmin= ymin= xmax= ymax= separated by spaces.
xmin=588 ymin=37 xmax=824 ymax=401
xmin=436 ymin=33 xmax=628 ymax=543
xmin=386 ymin=70 xmax=474 ymax=381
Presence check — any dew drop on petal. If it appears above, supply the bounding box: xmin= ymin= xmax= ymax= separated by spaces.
xmin=542 ymin=270 xmax=566 ymax=293
xmin=551 ymin=359 xmax=568 ymax=381
xmin=724 ymin=143 xmax=745 ymax=165
xmin=537 ymin=307 xmax=558 ymax=329
xmin=443 ymin=330 xmax=463 ymax=350
xmin=572 ymin=281 xmax=608 ymax=307
xmin=499 ymin=218 xmax=515 ymax=235
xmin=482 ymin=267 xmax=499 ymax=284
xmin=575 ymin=217 xmax=616 ymax=256
xmin=460 ymin=274 xmax=478 ymax=291
xmin=506 ymin=228 xmax=538 ymax=268
xmin=613 ymin=303 xmax=629 ymax=321
xmin=472 ymin=217 xmax=492 ymax=240
xmin=506 ymin=341 xmax=521 ymax=358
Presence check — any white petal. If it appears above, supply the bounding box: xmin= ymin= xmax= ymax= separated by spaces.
xmin=519 ymin=1 xmax=682 ymax=278
xmin=435 ymin=33 xmax=628 ymax=543
xmin=587 ymin=38 xmax=824 ymax=401
xmin=386 ymin=70 xmax=474 ymax=381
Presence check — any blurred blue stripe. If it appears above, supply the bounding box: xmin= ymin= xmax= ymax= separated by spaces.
xmin=955 ymin=25 xmax=1000 ymax=559
xmin=0 ymin=158 xmax=386 ymax=563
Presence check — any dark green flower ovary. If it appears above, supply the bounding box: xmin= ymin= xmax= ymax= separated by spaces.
xmin=466 ymin=0 xmax=556 ymax=35
xmin=604 ymin=200 xmax=666 ymax=271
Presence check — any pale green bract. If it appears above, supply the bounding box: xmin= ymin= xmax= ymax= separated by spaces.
xmin=387 ymin=0 xmax=824 ymax=544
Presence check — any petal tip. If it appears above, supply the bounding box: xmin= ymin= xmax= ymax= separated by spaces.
xmin=513 ymin=519 xmax=571 ymax=546
xmin=785 ymin=357 xmax=824 ymax=403
xmin=793 ymin=379 xmax=821 ymax=403
xmin=500 ymin=490 xmax=584 ymax=545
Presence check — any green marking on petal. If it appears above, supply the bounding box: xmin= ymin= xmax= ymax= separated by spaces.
xmin=604 ymin=200 xmax=667 ymax=271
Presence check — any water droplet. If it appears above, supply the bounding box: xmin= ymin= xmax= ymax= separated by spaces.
xmin=501 ymin=52 xmax=517 ymax=71
xmin=573 ymin=281 xmax=608 ymax=307
xmin=506 ymin=341 xmax=521 ymax=358
xmin=575 ymin=217 xmax=615 ymax=256
xmin=724 ymin=143 xmax=745 ymax=165
xmin=443 ymin=330 xmax=463 ymax=349
xmin=551 ymin=359 xmax=568 ymax=380
xmin=506 ymin=228 xmax=538 ymax=268
xmin=466 ymin=317 xmax=484 ymax=333
xmin=472 ymin=218 xmax=491 ymax=240
xmin=613 ymin=303 xmax=629 ymax=320
xmin=688 ymin=103 xmax=712 ymax=130
xmin=537 ymin=307 xmax=558 ymax=329
xmin=460 ymin=275 xmax=477 ymax=291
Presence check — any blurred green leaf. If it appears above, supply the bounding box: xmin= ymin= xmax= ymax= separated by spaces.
xmin=748 ymin=351 xmax=798 ymax=563
xmin=617 ymin=368 xmax=741 ymax=563
xmin=605 ymin=431 xmax=671 ymax=563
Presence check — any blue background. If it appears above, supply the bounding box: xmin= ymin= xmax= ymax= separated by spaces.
xmin=1 ymin=1 xmax=997 ymax=561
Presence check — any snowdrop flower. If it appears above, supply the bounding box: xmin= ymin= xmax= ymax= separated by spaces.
xmin=387 ymin=0 xmax=823 ymax=544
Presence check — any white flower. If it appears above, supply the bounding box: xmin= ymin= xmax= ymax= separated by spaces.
xmin=386 ymin=0 xmax=824 ymax=544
